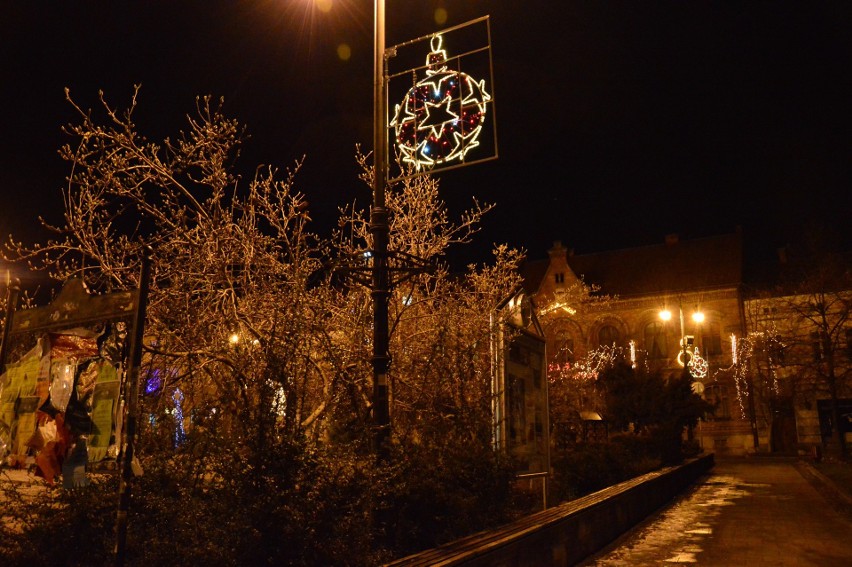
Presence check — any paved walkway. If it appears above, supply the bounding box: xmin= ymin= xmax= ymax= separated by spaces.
xmin=582 ymin=457 xmax=852 ymax=566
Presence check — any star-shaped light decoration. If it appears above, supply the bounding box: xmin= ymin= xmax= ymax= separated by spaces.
xmin=391 ymin=34 xmax=491 ymax=171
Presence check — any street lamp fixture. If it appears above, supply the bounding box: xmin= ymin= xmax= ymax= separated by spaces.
xmin=659 ymin=304 xmax=704 ymax=373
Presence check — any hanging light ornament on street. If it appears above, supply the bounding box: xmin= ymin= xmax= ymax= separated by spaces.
xmin=688 ymin=347 xmax=709 ymax=379
xmin=391 ymin=34 xmax=491 ymax=170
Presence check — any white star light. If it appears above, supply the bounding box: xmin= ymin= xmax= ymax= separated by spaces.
xmin=418 ymin=95 xmax=459 ymax=139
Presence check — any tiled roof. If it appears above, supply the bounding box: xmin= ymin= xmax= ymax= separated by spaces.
xmin=522 ymin=233 xmax=743 ymax=298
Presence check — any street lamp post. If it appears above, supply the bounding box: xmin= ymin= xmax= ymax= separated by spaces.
xmin=371 ymin=0 xmax=391 ymax=454
xmin=659 ymin=303 xmax=703 ymax=378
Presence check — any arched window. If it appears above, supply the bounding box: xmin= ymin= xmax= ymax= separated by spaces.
xmin=644 ymin=321 xmax=667 ymax=359
xmin=548 ymin=328 xmax=574 ymax=372
xmin=598 ymin=324 xmax=620 ymax=348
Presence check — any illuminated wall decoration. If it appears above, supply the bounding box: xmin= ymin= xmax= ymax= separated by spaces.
xmin=391 ymin=33 xmax=491 ymax=171
xmin=731 ymin=333 xmax=738 ymax=365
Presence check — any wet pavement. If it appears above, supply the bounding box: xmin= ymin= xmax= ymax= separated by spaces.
xmin=581 ymin=457 xmax=852 ymax=566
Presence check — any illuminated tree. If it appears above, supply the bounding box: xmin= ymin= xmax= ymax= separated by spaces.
xmin=3 ymin=89 xmax=524 ymax=562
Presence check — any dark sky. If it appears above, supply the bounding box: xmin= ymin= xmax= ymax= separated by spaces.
xmin=1 ymin=1 xmax=850 ymax=272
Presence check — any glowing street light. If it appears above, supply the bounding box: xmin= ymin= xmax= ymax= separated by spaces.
xmin=659 ymin=303 xmax=704 ymax=374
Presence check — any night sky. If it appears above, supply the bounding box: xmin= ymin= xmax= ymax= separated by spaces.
xmin=1 ymin=1 xmax=850 ymax=273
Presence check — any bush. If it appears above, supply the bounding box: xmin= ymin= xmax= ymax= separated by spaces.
xmin=549 ymin=435 xmax=663 ymax=503
xmin=379 ymin=435 xmax=518 ymax=558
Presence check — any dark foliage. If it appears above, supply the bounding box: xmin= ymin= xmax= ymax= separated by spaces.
xmin=380 ymin=435 xmax=518 ymax=557
xmin=550 ymin=434 xmax=662 ymax=502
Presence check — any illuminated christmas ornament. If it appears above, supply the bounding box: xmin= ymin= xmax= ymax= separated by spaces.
xmin=688 ymin=347 xmax=708 ymax=379
xmin=391 ymin=34 xmax=491 ymax=170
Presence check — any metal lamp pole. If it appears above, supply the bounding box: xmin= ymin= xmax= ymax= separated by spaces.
xmin=678 ymin=305 xmax=688 ymax=379
xmin=660 ymin=302 xmax=695 ymax=379
xmin=371 ymin=0 xmax=391 ymax=454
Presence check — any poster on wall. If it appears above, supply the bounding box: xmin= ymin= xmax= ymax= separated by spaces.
xmin=0 ymin=330 xmax=123 ymax=486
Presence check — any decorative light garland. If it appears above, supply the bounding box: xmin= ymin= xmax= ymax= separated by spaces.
xmin=173 ymin=388 xmax=186 ymax=447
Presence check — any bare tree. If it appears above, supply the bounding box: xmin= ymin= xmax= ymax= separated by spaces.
xmin=781 ymin=249 xmax=851 ymax=458
xmin=335 ymin=150 xmax=522 ymax=445
xmin=741 ymin=229 xmax=852 ymax=458
xmin=8 ymin=88 xmax=349 ymax=444
xmin=2 ymin=89 xmax=526 ymax=562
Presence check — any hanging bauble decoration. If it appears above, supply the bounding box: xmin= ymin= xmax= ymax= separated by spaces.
xmin=688 ymin=347 xmax=709 ymax=380
xmin=391 ymin=34 xmax=491 ymax=170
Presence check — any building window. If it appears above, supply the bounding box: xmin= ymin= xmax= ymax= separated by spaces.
xmin=644 ymin=321 xmax=667 ymax=359
xmin=701 ymin=321 xmax=722 ymax=355
xmin=705 ymin=384 xmax=731 ymax=420
xmin=846 ymin=328 xmax=852 ymax=360
xmin=811 ymin=331 xmax=823 ymax=361
xmin=598 ymin=324 xmax=620 ymax=348
xmin=554 ymin=272 xmax=565 ymax=284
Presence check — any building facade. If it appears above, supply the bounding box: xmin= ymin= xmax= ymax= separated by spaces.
xmin=742 ymin=289 xmax=852 ymax=455
xmin=523 ymin=232 xmax=758 ymax=455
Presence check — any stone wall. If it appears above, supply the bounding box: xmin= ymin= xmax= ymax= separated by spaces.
xmin=387 ymin=454 xmax=715 ymax=567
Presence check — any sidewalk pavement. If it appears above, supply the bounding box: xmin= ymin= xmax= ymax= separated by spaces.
xmin=583 ymin=456 xmax=852 ymax=566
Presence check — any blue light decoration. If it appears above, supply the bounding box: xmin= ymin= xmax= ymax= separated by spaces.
xmin=144 ymin=369 xmax=163 ymax=395
xmin=391 ymin=34 xmax=491 ymax=171
xmin=172 ymin=388 xmax=186 ymax=447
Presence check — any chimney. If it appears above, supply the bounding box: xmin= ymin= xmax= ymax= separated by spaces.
xmin=548 ymin=241 xmax=567 ymax=261
xmin=665 ymin=234 xmax=679 ymax=246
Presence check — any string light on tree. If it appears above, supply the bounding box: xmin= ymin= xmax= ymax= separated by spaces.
xmin=391 ymin=34 xmax=491 ymax=170
xmin=173 ymin=388 xmax=186 ymax=447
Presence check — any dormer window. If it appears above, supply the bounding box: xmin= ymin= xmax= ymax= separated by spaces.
xmin=554 ymin=272 xmax=565 ymax=284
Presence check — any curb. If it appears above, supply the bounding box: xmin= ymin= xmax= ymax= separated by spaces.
xmin=794 ymin=460 xmax=852 ymax=519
